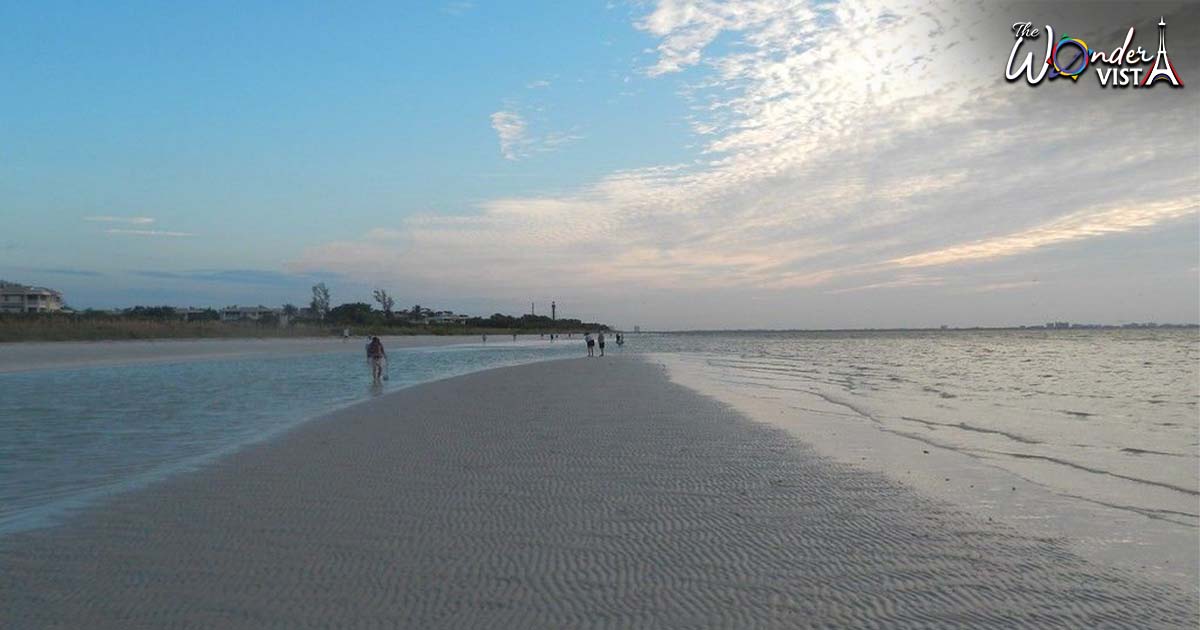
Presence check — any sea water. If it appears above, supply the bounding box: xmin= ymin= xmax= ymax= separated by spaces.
xmin=0 ymin=339 xmax=581 ymax=534
xmin=634 ymin=328 xmax=1200 ymax=587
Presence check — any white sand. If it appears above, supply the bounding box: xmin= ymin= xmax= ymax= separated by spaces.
xmin=2 ymin=357 xmax=1195 ymax=628
xmin=0 ymin=335 xmax=474 ymax=373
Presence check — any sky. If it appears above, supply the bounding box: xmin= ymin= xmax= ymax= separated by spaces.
xmin=2 ymin=0 xmax=1197 ymax=329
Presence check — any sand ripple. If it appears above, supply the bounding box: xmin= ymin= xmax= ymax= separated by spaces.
xmin=2 ymin=357 xmax=1195 ymax=628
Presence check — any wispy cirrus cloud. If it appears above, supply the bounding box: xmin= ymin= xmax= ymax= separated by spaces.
xmin=891 ymin=198 xmax=1200 ymax=269
xmin=295 ymin=1 xmax=1199 ymax=326
xmin=490 ymin=110 xmax=529 ymax=160
xmin=106 ymin=229 xmax=193 ymax=237
xmin=85 ymin=215 xmax=194 ymax=238
xmin=490 ymin=108 xmax=582 ymax=160
xmin=442 ymin=1 xmax=474 ymax=17
xmin=132 ymin=269 xmax=337 ymax=286
xmin=85 ymin=216 xmax=155 ymax=225
xmin=17 ymin=267 xmax=105 ymax=277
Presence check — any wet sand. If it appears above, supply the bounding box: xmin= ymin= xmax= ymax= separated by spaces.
xmin=0 ymin=335 xmax=475 ymax=373
xmin=2 ymin=357 xmax=1196 ymax=628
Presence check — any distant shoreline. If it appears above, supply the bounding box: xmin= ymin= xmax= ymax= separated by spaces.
xmin=4 ymin=318 xmax=1195 ymax=343
xmin=0 ymin=319 xmax=597 ymax=344
xmin=644 ymin=324 xmax=1200 ymax=334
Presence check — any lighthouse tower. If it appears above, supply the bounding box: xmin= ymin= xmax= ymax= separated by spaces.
xmin=1140 ymin=17 xmax=1183 ymax=87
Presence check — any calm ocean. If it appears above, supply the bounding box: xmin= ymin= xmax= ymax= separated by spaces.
xmin=0 ymin=339 xmax=582 ymax=534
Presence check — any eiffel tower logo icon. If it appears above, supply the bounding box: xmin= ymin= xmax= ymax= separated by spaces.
xmin=1140 ymin=16 xmax=1183 ymax=87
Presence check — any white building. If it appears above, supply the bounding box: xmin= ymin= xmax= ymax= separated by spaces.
xmin=0 ymin=281 xmax=64 ymax=313
xmin=220 ymin=305 xmax=280 ymax=322
xmin=173 ymin=307 xmax=213 ymax=321
xmin=426 ymin=311 xmax=470 ymax=325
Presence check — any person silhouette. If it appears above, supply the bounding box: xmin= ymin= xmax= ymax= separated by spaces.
xmin=366 ymin=336 xmax=387 ymax=382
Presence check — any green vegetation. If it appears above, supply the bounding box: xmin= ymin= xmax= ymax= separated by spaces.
xmin=0 ymin=314 xmax=323 ymax=342
xmin=316 ymin=303 xmax=608 ymax=335
xmin=0 ymin=305 xmax=609 ymax=343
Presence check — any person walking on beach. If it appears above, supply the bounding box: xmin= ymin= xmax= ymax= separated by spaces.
xmin=482 ymin=333 xmax=487 ymax=344
xmin=585 ymin=332 xmax=595 ymax=357
xmin=366 ymin=336 xmax=387 ymax=383
xmin=597 ymin=331 xmax=606 ymax=357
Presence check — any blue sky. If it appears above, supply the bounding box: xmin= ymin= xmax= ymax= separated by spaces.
xmin=3 ymin=2 xmax=684 ymax=254
xmin=3 ymin=1 xmax=1198 ymax=328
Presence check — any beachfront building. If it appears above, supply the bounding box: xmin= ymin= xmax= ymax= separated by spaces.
xmin=425 ymin=311 xmax=470 ymax=325
xmin=0 ymin=280 xmax=64 ymax=313
xmin=220 ymin=305 xmax=281 ymax=322
xmin=172 ymin=307 xmax=216 ymax=321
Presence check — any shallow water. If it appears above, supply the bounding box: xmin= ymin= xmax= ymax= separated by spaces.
xmin=631 ymin=328 xmax=1200 ymax=587
xmin=0 ymin=339 xmax=581 ymax=534
xmin=639 ymin=330 xmax=1199 ymax=516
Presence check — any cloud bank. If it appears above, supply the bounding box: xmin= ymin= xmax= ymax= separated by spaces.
xmin=295 ymin=1 xmax=1199 ymax=327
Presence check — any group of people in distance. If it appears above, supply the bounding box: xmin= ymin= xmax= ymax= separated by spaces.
xmin=364 ymin=329 xmax=627 ymax=382
xmin=583 ymin=331 xmax=624 ymax=357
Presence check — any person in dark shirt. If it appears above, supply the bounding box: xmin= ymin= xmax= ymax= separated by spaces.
xmin=366 ymin=336 xmax=387 ymax=382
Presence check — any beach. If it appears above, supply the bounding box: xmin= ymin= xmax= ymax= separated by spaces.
xmin=648 ymin=330 xmax=1200 ymax=592
xmin=0 ymin=335 xmax=480 ymax=374
xmin=2 ymin=356 xmax=1195 ymax=628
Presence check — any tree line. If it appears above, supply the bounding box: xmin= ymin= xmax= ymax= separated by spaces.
xmin=0 ymin=282 xmax=609 ymax=334
xmin=307 ymin=283 xmax=606 ymax=331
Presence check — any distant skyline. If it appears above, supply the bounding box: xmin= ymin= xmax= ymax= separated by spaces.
xmin=3 ymin=1 xmax=1197 ymax=330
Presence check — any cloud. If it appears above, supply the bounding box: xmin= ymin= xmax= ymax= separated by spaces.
xmin=827 ymin=274 xmax=945 ymax=295
xmin=17 ymin=267 xmax=105 ymax=277
xmin=526 ymin=79 xmax=552 ymax=89
xmin=890 ymin=198 xmax=1199 ymax=269
xmin=106 ymin=229 xmax=193 ymax=237
xmin=86 ymin=216 xmax=195 ymax=238
xmin=442 ymin=1 xmax=474 ymax=16
xmin=364 ymin=228 xmax=407 ymax=240
xmin=85 ymin=216 xmax=155 ymax=225
xmin=490 ymin=109 xmax=581 ymax=160
xmin=966 ymin=280 xmax=1040 ymax=294
xmin=131 ymin=269 xmax=338 ymax=287
xmin=490 ymin=110 xmax=529 ymax=160
xmin=294 ymin=1 xmax=1199 ymax=326
xmin=635 ymin=0 xmax=779 ymax=77
xmin=542 ymin=131 xmax=585 ymax=150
